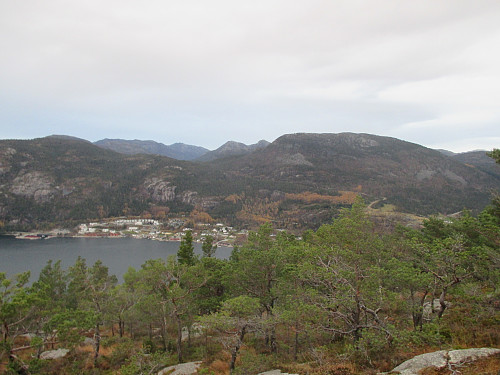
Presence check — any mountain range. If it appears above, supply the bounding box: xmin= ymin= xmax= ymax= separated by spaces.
xmin=93 ymin=138 xmax=271 ymax=161
xmin=0 ymin=133 xmax=498 ymax=231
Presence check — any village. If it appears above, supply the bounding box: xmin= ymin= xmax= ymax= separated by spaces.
xmin=74 ymin=217 xmax=249 ymax=247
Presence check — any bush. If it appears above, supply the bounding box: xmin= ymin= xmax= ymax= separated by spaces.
xmin=107 ymin=338 xmax=135 ymax=368
xmin=142 ymin=338 xmax=157 ymax=354
xmin=232 ymin=348 xmax=275 ymax=375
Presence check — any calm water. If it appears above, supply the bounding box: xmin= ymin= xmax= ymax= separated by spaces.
xmin=0 ymin=237 xmax=232 ymax=282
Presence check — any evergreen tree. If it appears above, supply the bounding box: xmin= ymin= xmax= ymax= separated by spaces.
xmin=202 ymin=235 xmax=217 ymax=257
xmin=67 ymin=257 xmax=117 ymax=362
xmin=178 ymin=230 xmax=195 ymax=266
xmin=487 ymin=148 xmax=500 ymax=163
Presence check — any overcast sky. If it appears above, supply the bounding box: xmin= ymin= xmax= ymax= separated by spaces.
xmin=1 ymin=1 xmax=499 ymax=152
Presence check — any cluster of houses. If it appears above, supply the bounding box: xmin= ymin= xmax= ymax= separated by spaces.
xmin=76 ymin=217 xmax=248 ymax=247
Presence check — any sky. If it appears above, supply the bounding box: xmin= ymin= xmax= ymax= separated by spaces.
xmin=1 ymin=1 xmax=500 ymax=152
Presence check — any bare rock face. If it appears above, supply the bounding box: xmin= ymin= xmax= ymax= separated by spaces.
xmin=388 ymin=348 xmax=500 ymax=375
xmin=0 ymin=147 xmax=16 ymax=175
xmin=11 ymin=172 xmax=56 ymax=203
xmin=342 ymin=133 xmax=380 ymax=148
xmin=144 ymin=178 xmax=176 ymax=202
xmin=443 ymin=169 xmax=467 ymax=185
xmin=277 ymin=153 xmax=314 ymax=167
xmin=0 ymin=160 xmax=10 ymax=175
xmin=180 ymin=190 xmax=198 ymax=205
xmin=416 ymin=169 xmax=467 ymax=185
xmin=196 ymin=197 xmax=220 ymax=210
xmin=258 ymin=370 xmax=299 ymax=375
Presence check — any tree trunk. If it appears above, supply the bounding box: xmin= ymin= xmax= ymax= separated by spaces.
xmin=230 ymin=325 xmax=247 ymax=373
xmin=294 ymin=330 xmax=299 ymax=361
xmin=94 ymin=323 xmax=101 ymax=363
xmin=412 ymin=291 xmax=427 ymax=331
xmin=2 ymin=322 xmax=8 ymax=344
xmin=270 ymin=327 xmax=277 ymax=353
xmin=119 ymin=320 xmax=125 ymax=338
xmin=161 ymin=315 xmax=168 ymax=351
xmin=129 ymin=322 xmax=134 ymax=339
xmin=160 ymin=328 xmax=167 ymax=352
xmin=176 ymin=316 xmax=183 ymax=363
xmin=437 ymin=288 xmax=448 ymax=319
xmin=264 ymin=307 xmax=277 ymax=353
xmin=205 ymin=330 xmax=209 ymax=360
xmin=353 ymin=297 xmax=362 ymax=343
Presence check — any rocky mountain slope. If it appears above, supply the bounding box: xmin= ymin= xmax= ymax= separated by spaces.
xmin=0 ymin=134 xmax=498 ymax=231
xmin=94 ymin=138 xmax=209 ymax=160
xmin=213 ymin=133 xmax=500 ymax=214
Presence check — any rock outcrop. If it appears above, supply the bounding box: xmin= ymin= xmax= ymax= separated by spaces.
xmin=143 ymin=178 xmax=176 ymax=202
xmin=11 ymin=172 xmax=56 ymax=203
xmin=387 ymin=347 xmax=500 ymax=375
xmin=39 ymin=348 xmax=69 ymax=360
xmin=157 ymin=361 xmax=202 ymax=375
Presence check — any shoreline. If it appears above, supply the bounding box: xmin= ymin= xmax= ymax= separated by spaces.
xmin=5 ymin=232 xmax=234 ymax=247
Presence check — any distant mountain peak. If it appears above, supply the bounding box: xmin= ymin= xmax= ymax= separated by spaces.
xmin=94 ymin=139 xmax=209 ymax=160
xmin=196 ymin=140 xmax=270 ymax=162
xmin=46 ymin=135 xmax=91 ymax=143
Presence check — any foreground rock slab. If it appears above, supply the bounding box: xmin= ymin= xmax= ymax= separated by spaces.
xmin=39 ymin=348 xmax=69 ymax=360
xmin=158 ymin=361 xmax=202 ymax=375
xmin=388 ymin=347 xmax=500 ymax=375
xmin=258 ymin=370 xmax=299 ymax=375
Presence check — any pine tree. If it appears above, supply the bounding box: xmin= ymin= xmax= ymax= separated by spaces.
xmin=178 ymin=230 xmax=195 ymax=266
xmin=202 ymin=235 xmax=217 ymax=257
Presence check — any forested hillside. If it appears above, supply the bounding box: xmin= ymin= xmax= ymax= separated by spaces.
xmin=1 ymin=198 xmax=499 ymax=374
xmin=0 ymin=134 xmax=498 ymax=232
xmin=213 ymin=133 xmax=499 ymax=215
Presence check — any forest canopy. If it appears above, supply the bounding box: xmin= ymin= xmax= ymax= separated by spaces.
xmin=1 ymin=196 xmax=499 ymax=374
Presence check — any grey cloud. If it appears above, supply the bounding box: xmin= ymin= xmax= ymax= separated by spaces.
xmin=1 ymin=1 xmax=499 ymax=151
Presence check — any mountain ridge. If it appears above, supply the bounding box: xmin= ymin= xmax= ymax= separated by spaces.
xmin=94 ymin=138 xmax=209 ymax=161
xmin=212 ymin=132 xmax=499 ymax=214
xmin=0 ymin=133 xmax=498 ymax=231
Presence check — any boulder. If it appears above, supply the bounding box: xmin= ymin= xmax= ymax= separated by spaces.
xmin=181 ymin=323 xmax=204 ymax=342
xmin=39 ymin=348 xmax=69 ymax=360
xmin=448 ymin=347 xmax=500 ymax=365
xmin=388 ymin=348 xmax=500 ymax=375
xmin=80 ymin=337 xmax=94 ymax=346
xmin=391 ymin=350 xmax=448 ymax=375
xmin=158 ymin=361 xmax=202 ymax=375
xmin=422 ymin=299 xmax=451 ymax=320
